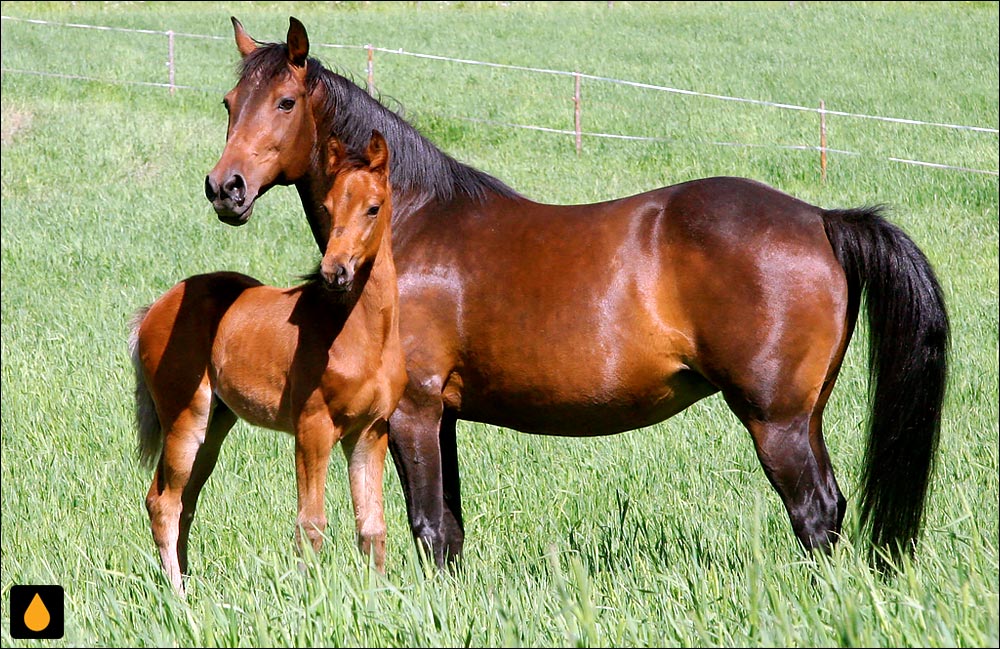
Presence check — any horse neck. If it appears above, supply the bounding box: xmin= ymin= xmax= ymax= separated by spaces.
xmin=361 ymin=226 xmax=398 ymax=312
xmin=301 ymin=69 xmax=521 ymax=234
xmin=295 ymin=178 xmax=333 ymax=252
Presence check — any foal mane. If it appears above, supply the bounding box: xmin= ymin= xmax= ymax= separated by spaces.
xmin=240 ymin=42 xmax=521 ymax=210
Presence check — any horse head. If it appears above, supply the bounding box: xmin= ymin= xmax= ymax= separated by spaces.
xmin=205 ymin=17 xmax=318 ymax=225
xmin=319 ymin=130 xmax=392 ymax=293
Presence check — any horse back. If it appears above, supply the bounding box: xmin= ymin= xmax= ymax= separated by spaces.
xmin=138 ymin=271 xmax=263 ymax=366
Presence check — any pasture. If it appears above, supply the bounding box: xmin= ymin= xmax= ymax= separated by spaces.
xmin=1 ymin=1 xmax=997 ymax=646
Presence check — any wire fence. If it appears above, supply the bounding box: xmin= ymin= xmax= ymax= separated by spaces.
xmin=2 ymin=14 xmax=997 ymax=177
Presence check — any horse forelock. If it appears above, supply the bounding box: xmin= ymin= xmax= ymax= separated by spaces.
xmin=237 ymin=43 xmax=326 ymax=93
xmin=238 ymin=43 xmax=287 ymax=84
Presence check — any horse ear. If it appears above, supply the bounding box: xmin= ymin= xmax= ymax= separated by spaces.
xmin=287 ymin=17 xmax=309 ymax=68
xmin=367 ymin=130 xmax=389 ymax=172
xmin=231 ymin=17 xmax=257 ymax=58
xmin=326 ymin=138 xmax=346 ymax=175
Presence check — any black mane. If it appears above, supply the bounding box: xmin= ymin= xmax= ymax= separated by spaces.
xmin=241 ymin=43 xmax=521 ymax=208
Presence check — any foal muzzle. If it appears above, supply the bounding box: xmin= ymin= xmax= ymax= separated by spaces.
xmin=321 ymin=262 xmax=354 ymax=292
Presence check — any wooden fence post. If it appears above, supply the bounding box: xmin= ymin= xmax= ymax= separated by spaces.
xmin=574 ymin=72 xmax=582 ymax=155
xmin=820 ymin=99 xmax=827 ymax=182
xmin=167 ymin=30 xmax=175 ymax=94
xmin=367 ymin=44 xmax=375 ymax=96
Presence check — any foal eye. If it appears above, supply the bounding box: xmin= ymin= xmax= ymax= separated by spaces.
xmin=278 ymin=98 xmax=295 ymax=112
xmin=367 ymin=205 xmax=380 ymax=217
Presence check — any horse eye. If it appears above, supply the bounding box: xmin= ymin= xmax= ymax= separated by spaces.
xmin=278 ymin=98 xmax=295 ymax=112
xmin=367 ymin=205 xmax=380 ymax=217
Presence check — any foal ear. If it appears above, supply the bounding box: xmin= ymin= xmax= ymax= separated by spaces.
xmin=367 ymin=130 xmax=389 ymax=172
xmin=231 ymin=17 xmax=257 ymax=58
xmin=287 ymin=17 xmax=310 ymax=68
xmin=326 ymin=138 xmax=346 ymax=175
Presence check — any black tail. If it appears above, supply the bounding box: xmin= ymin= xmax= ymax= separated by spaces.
xmin=823 ymin=206 xmax=949 ymax=563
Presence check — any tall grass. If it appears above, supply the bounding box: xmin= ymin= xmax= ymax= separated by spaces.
xmin=2 ymin=2 xmax=997 ymax=646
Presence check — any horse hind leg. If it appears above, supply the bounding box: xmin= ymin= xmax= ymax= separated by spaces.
xmin=724 ymin=376 xmax=845 ymax=555
xmin=175 ymin=402 xmax=237 ymax=580
xmin=340 ymin=419 xmax=390 ymax=571
xmin=748 ymin=415 xmax=844 ymax=553
xmin=723 ymin=350 xmax=846 ymax=551
xmin=808 ymin=379 xmax=848 ymax=539
xmin=145 ymin=388 xmax=214 ymax=594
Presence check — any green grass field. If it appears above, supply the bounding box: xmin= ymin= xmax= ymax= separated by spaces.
xmin=2 ymin=1 xmax=997 ymax=646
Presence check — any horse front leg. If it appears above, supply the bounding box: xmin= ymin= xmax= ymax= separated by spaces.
xmin=340 ymin=418 xmax=390 ymax=571
xmin=439 ymin=409 xmax=465 ymax=563
xmin=388 ymin=381 xmax=458 ymax=569
xmin=293 ymin=419 xmax=335 ymax=556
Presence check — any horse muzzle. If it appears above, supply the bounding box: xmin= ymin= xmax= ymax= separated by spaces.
xmin=321 ymin=261 xmax=355 ymax=292
xmin=205 ymin=173 xmax=255 ymax=225
xmin=214 ymin=205 xmax=253 ymax=226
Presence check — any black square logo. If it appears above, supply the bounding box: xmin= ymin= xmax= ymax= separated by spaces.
xmin=9 ymin=585 xmax=64 ymax=639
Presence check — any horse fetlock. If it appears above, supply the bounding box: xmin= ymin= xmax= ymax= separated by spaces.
xmin=295 ymin=516 xmax=328 ymax=553
xmin=357 ymin=514 xmax=387 ymax=541
xmin=410 ymin=519 xmax=447 ymax=567
xmin=356 ymin=531 xmax=387 ymax=571
xmin=791 ymin=499 xmax=842 ymax=553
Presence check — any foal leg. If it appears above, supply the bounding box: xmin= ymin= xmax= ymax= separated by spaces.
xmin=176 ymin=403 xmax=237 ymax=578
xmin=145 ymin=391 xmax=213 ymax=594
xmin=340 ymin=419 xmax=390 ymax=571
xmin=293 ymin=419 xmax=335 ymax=556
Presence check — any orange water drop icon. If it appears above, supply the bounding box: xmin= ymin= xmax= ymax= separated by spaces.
xmin=24 ymin=593 xmax=51 ymax=632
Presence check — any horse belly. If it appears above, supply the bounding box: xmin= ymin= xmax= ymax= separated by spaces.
xmin=455 ymin=328 xmax=715 ymax=436
xmin=211 ymin=306 xmax=298 ymax=433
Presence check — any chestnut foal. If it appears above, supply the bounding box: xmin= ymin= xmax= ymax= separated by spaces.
xmin=130 ymin=131 xmax=405 ymax=594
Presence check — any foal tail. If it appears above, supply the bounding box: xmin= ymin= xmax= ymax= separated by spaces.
xmin=822 ymin=206 xmax=949 ymax=563
xmin=128 ymin=306 xmax=162 ymax=471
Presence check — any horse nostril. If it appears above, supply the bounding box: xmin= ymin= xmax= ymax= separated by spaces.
xmin=222 ymin=174 xmax=246 ymax=205
xmin=205 ymin=175 xmax=218 ymax=202
xmin=322 ymin=264 xmax=352 ymax=290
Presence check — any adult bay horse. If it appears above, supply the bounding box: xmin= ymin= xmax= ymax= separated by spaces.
xmin=204 ymin=17 xmax=949 ymax=569
xmin=133 ymin=131 xmax=406 ymax=593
